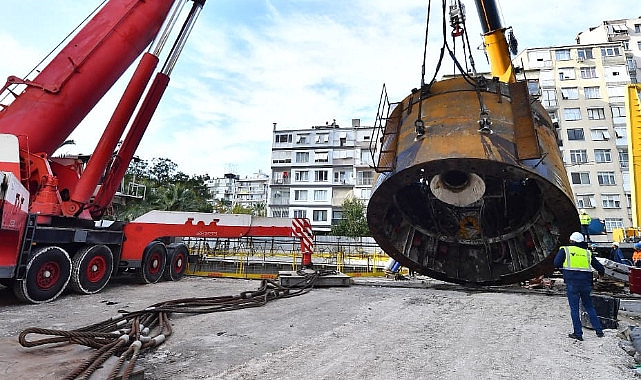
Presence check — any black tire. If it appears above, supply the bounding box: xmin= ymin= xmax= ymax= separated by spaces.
xmin=163 ymin=243 xmax=189 ymax=281
xmin=70 ymin=245 xmax=114 ymax=294
xmin=13 ymin=246 xmax=72 ymax=304
xmin=136 ymin=241 xmax=167 ymax=284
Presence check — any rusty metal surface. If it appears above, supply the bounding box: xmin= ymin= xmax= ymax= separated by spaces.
xmin=367 ymin=77 xmax=579 ymax=285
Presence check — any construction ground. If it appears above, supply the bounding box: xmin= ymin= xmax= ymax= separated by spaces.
xmin=1 ymin=274 xmax=640 ymax=380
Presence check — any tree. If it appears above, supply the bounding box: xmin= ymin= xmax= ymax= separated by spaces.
xmin=231 ymin=204 xmax=252 ymax=214
xmin=113 ymin=157 xmax=212 ymax=221
xmin=331 ymin=197 xmax=370 ymax=237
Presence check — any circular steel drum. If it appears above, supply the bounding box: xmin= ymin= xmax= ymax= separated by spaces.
xmin=367 ymin=77 xmax=579 ymax=285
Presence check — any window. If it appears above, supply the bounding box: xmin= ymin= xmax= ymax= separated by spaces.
xmin=571 ymin=172 xmax=590 ymax=185
xmin=272 ymin=151 xmax=291 ymax=164
xmin=569 ymin=150 xmax=588 ymax=164
xmin=315 ymin=134 xmax=329 ymax=143
xmin=594 ymin=149 xmax=612 ymax=163
xmin=275 ymin=133 xmax=292 ymax=143
xmin=360 ymin=150 xmax=373 ymax=166
xmin=313 ymin=190 xmax=328 ymax=201
xmin=294 ymin=190 xmax=308 ymax=201
xmin=602 ymin=194 xmax=621 ymax=208
xmin=604 ymin=218 xmax=624 ymax=233
xmin=555 ymin=49 xmax=571 ymax=60
xmin=580 ymin=67 xmax=597 ymax=79
xmin=312 ymin=210 xmax=328 ymax=222
xmin=334 ymin=170 xmax=348 ymax=184
xmin=357 ymin=170 xmax=374 ymax=186
xmin=611 ymin=106 xmax=626 ymax=118
xmin=590 ymin=128 xmax=610 ymax=141
xmin=619 ymin=149 xmax=629 ymax=168
xmin=561 ymin=87 xmax=579 ymax=100
xmin=558 ymin=67 xmax=576 ymax=80
xmin=541 ymin=89 xmax=557 ymax=107
xmin=527 ymin=80 xmax=539 ymax=95
xmin=271 ymin=209 xmax=288 ymax=218
xmin=587 ymin=108 xmax=605 ymax=120
xmin=294 ymin=170 xmax=309 ymax=182
xmin=360 ymin=188 xmax=372 ymax=199
xmin=567 ymin=128 xmax=584 ymax=140
xmin=296 ymin=134 xmax=309 ymax=144
xmin=314 ymin=152 xmax=329 ymax=163
xmin=314 ymin=170 xmax=328 ymax=182
xmin=563 ymin=108 xmax=581 ymax=121
xmin=293 ymin=209 xmax=307 ymax=218
xmin=597 ymin=171 xmax=616 ymax=185
xmin=635 ymin=24 xmax=641 ymax=33
xmin=576 ymin=194 xmax=595 ymax=208
xmin=584 ymin=86 xmax=600 ymax=99
xmin=639 ymin=41 xmax=641 ymax=50
xmin=295 ymin=152 xmax=309 ymax=163
xmin=600 ymin=46 xmax=621 ymax=57
xmin=577 ymin=48 xmax=593 ymax=60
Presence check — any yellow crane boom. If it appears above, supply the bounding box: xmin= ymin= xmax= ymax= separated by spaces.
xmin=627 ymin=84 xmax=641 ymax=227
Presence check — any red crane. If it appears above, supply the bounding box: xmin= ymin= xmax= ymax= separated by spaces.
xmin=0 ymin=0 xmax=313 ymax=303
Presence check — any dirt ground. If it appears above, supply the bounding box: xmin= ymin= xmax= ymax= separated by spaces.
xmin=0 ymin=275 xmax=638 ymax=380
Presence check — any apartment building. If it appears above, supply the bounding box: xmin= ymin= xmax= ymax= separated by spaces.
xmin=269 ymin=119 xmax=375 ymax=233
xmin=206 ymin=173 xmax=237 ymax=209
xmin=513 ymin=17 xmax=641 ymax=234
xmin=576 ymin=18 xmax=641 ymax=83
xmin=234 ymin=171 xmax=269 ymax=212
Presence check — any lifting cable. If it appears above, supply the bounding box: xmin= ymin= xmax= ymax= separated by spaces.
xmin=18 ymin=270 xmax=333 ymax=380
xmin=415 ymin=0 xmax=484 ymax=137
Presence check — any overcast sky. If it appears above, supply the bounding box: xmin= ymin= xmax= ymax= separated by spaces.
xmin=0 ymin=0 xmax=639 ymax=177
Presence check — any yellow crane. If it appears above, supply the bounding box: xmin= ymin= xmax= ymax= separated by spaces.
xmin=625 ymin=84 xmax=641 ymax=241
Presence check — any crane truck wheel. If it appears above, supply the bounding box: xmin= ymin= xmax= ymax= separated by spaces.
xmin=13 ymin=246 xmax=72 ymax=304
xmin=163 ymin=243 xmax=189 ymax=281
xmin=137 ymin=241 xmax=167 ymax=284
xmin=69 ymin=245 xmax=114 ymax=295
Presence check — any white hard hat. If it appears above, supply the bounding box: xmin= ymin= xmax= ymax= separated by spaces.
xmin=579 ymin=209 xmax=586 ymax=214
xmin=612 ymin=241 xmax=619 ymax=247
xmin=570 ymin=232 xmax=584 ymax=242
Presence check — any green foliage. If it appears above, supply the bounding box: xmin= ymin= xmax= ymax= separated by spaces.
xmin=331 ymin=197 xmax=370 ymax=237
xmin=112 ymin=157 xmax=212 ymax=221
xmin=231 ymin=204 xmax=252 ymax=214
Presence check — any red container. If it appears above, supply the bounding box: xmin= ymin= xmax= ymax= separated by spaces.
xmin=630 ymin=267 xmax=641 ymax=295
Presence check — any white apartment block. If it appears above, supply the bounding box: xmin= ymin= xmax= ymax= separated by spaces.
xmin=234 ymin=171 xmax=269 ymax=211
xmin=513 ymin=17 xmax=641 ymax=235
xmin=206 ymin=173 xmax=237 ymax=209
xmin=269 ymin=119 xmax=375 ymax=233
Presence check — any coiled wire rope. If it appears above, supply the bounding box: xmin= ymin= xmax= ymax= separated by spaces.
xmin=18 ymin=270 xmax=330 ymax=379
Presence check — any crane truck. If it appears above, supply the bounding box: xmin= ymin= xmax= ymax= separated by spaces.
xmin=0 ymin=0 xmax=313 ymax=304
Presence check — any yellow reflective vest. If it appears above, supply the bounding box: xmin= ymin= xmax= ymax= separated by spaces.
xmin=579 ymin=213 xmax=591 ymax=225
xmin=562 ymin=245 xmax=592 ymax=272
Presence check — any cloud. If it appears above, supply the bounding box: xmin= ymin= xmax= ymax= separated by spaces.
xmin=2 ymin=0 xmax=639 ymax=178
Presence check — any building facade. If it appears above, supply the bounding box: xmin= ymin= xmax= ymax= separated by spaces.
xmin=234 ymin=171 xmax=269 ymax=213
xmin=514 ymin=17 xmax=641 ymax=235
xmin=206 ymin=173 xmax=237 ymax=210
xmin=269 ymin=119 xmax=375 ymax=233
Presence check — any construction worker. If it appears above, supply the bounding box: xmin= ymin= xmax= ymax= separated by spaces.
xmin=579 ymin=209 xmax=592 ymax=242
xmin=610 ymin=242 xmax=626 ymax=264
xmin=633 ymin=243 xmax=641 ymax=267
xmin=553 ymin=231 xmax=605 ymax=341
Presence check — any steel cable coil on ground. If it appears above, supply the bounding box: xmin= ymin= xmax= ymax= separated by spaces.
xmin=17 ymin=270 xmax=329 ymax=380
